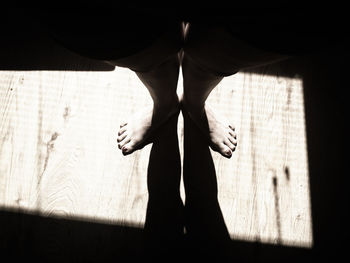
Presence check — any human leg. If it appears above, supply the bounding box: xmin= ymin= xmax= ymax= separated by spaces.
xmin=182 ymin=23 xmax=288 ymax=158
xmin=43 ymin=9 xmax=184 ymax=155
xmin=107 ymin=22 xmax=183 ymax=155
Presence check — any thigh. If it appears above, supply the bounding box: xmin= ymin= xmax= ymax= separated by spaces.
xmin=109 ymin=19 xmax=183 ymax=72
xmin=183 ymin=22 xmax=289 ymax=76
xmin=41 ymin=8 xmax=183 ymax=61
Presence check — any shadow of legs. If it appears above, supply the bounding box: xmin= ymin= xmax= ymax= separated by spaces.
xmin=144 ymin=112 xmax=184 ymax=256
xmin=144 ymin=108 xmax=231 ymax=259
xmin=182 ymin=109 xmax=231 ymax=259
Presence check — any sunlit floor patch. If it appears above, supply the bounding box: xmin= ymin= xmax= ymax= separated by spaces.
xmin=0 ymin=68 xmax=312 ymax=248
xmin=207 ymin=73 xmax=312 ymax=248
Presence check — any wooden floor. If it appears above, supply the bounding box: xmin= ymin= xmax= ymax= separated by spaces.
xmin=0 ymin=55 xmax=312 ymax=249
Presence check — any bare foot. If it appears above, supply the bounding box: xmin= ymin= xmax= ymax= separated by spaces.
xmin=182 ymin=97 xmax=237 ymax=158
xmin=117 ymin=96 xmax=180 ymax=155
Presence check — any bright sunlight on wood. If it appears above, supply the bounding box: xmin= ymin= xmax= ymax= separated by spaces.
xmin=0 ymin=66 xmax=312 ymax=248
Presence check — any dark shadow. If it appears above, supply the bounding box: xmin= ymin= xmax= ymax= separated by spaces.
xmin=181 ymin=109 xmax=231 ymax=260
xmin=0 ymin=209 xmax=313 ymax=263
xmin=143 ymin=111 xmax=185 ymax=259
xmin=145 ymin=107 xmax=233 ymax=260
xmin=299 ymin=42 xmax=348 ymax=262
xmin=0 ymin=9 xmax=114 ymax=71
xmin=0 ymin=209 xmax=144 ymax=263
xmin=241 ymin=35 xmax=350 ymax=78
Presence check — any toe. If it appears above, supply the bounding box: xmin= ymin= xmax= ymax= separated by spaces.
xmin=228 ymin=129 xmax=237 ymax=139
xmin=224 ymin=139 xmax=236 ymax=152
xmin=219 ymin=143 xmax=232 ymax=158
xmin=118 ymin=126 xmax=127 ymax=136
xmin=228 ymin=134 xmax=237 ymax=146
xmin=120 ymin=122 xmax=127 ymax=128
xmin=117 ymin=133 xmax=127 ymax=143
xmin=229 ymin=124 xmax=235 ymax=131
xmin=122 ymin=141 xmax=136 ymax=155
xmin=118 ymin=136 xmax=130 ymax=149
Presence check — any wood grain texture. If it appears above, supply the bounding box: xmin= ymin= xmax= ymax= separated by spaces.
xmin=207 ymin=69 xmax=311 ymax=247
xmin=0 ymin=64 xmax=312 ymax=247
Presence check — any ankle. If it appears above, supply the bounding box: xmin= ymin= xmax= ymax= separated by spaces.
xmin=182 ymin=93 xmax=205 ymax=112
xmin=153 ymin=94 xmax=179 ymax=112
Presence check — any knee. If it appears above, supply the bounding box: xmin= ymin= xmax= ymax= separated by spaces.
xmin=183 ymin=24 xmax=239 ymax=77
xmin=109 ymin=24 xmax=183 ymax=73
xmin=183 ymin=47 xmax=238 ymax=77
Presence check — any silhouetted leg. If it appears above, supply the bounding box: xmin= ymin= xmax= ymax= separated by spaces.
xmin=144 ymin=113 xmax=184 ymax=258
xmin=106 ymin=21 xmax=185 ymax=257
xmin=182 ymin=109 xmax=231 ymax=260
xmin=42 ymin=13 xmax=182 ymax=157
xmin=108 ymin=23 xmax=183 ymax=155
xmin=182 ymin=23 xmax=288 ymax=158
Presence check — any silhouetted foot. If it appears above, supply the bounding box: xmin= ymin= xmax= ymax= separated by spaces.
xmin=181 ymin=96 xmax=237 ymax=158
xmin=117 ymin=96 xmax=180 ymax=155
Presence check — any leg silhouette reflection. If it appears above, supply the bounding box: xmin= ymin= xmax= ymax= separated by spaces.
xmin=182 ymin=108 xmax=231 ymax=259
xmin=144 ymin=111 xmax=185 ymax=256
xmin=145 ymin=109 xmax=231 ymax=259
